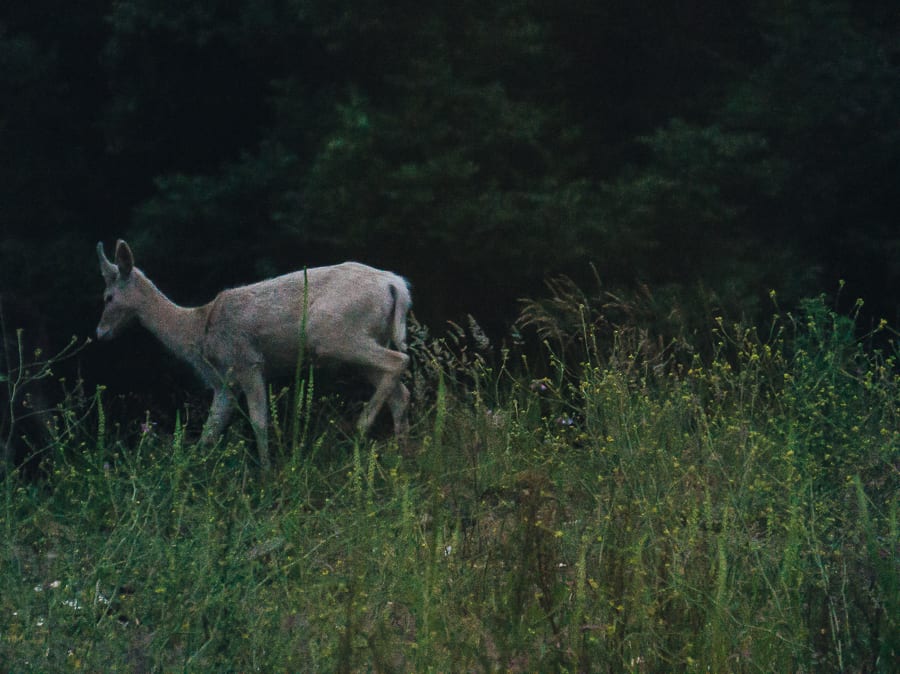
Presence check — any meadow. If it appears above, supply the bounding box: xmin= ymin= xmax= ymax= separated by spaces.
xmin=1 ymin=289 xmax=897 ymax=672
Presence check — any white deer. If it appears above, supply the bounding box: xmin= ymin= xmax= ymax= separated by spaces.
xmin=96 ymin=239 xmax=411 ymax=470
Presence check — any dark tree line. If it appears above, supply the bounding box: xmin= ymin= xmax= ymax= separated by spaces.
xmin=2 ymin=0 xmax=899 ymax=365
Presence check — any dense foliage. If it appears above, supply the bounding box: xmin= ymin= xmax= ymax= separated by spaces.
xmin=1 ymin=296 xmax=897 ymax=670
xmin=2 ymin=0 xmax=898 ymax=343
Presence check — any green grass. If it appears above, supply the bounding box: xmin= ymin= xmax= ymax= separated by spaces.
xmin=1 ymin=295 xmax=898 ymax=672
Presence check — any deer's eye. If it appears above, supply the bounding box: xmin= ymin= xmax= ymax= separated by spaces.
xmin=104 ymin=293 xmax=113 ymax=305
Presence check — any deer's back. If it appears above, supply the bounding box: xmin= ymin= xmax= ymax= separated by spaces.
xmin=202 ymin=262 xmax=406 ymax=375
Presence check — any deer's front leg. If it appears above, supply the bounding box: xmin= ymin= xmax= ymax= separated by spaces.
xmin=201 ymin=387 xmax=234 ymax=445
xmin=236 ymin=367 xmax=270 ymax=472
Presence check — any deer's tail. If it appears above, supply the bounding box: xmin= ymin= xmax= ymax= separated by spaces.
xmin=389 ymin=279 xmax=412 ymax=353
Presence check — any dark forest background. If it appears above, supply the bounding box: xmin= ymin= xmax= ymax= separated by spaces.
xmin=2 ymin=0 xmax=899 ymax=394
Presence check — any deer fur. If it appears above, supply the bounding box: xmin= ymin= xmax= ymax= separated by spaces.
xmin=96 ymin=239 xmax=411 ymax=470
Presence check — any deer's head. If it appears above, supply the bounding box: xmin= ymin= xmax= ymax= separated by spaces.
xmin=96 ymin=240 xmax=140 ymax=341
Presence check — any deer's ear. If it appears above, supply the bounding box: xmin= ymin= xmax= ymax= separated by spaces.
xmin=97 ymin=242 xmax=118 ymax=282
xmin=115 ymin=240 xmax=134 ymax=278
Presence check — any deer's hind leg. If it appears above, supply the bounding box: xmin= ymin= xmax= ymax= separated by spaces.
xmin=353 ymin=344 xmax=410 ymax=435
xmin=388 ymin=381 xmax=411 ymax=437
xmin=317 ymin=337 xmax=409 ymax=437
xmin=361 ymin=367 xmax=410 ymax=435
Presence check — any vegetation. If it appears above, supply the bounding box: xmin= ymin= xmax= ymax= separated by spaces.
xmin=2 ymin=0 xmax=899 ymax=348
xmin=2 ymin=288 xmax=897 ymax=671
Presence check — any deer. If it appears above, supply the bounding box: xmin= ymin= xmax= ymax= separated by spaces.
xmin=96 ymin=239 xmax=411 ymax=471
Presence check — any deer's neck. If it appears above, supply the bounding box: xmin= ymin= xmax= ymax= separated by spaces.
xmin=137 ymin=275 xmax=209 ymax=369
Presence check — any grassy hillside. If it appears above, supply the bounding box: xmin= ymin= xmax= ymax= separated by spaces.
xmin=2 ymin=294 xmax=897 ymax=672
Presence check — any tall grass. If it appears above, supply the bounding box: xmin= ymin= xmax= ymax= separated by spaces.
xmin=1 ymin=292 xmax=897 ymax=671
